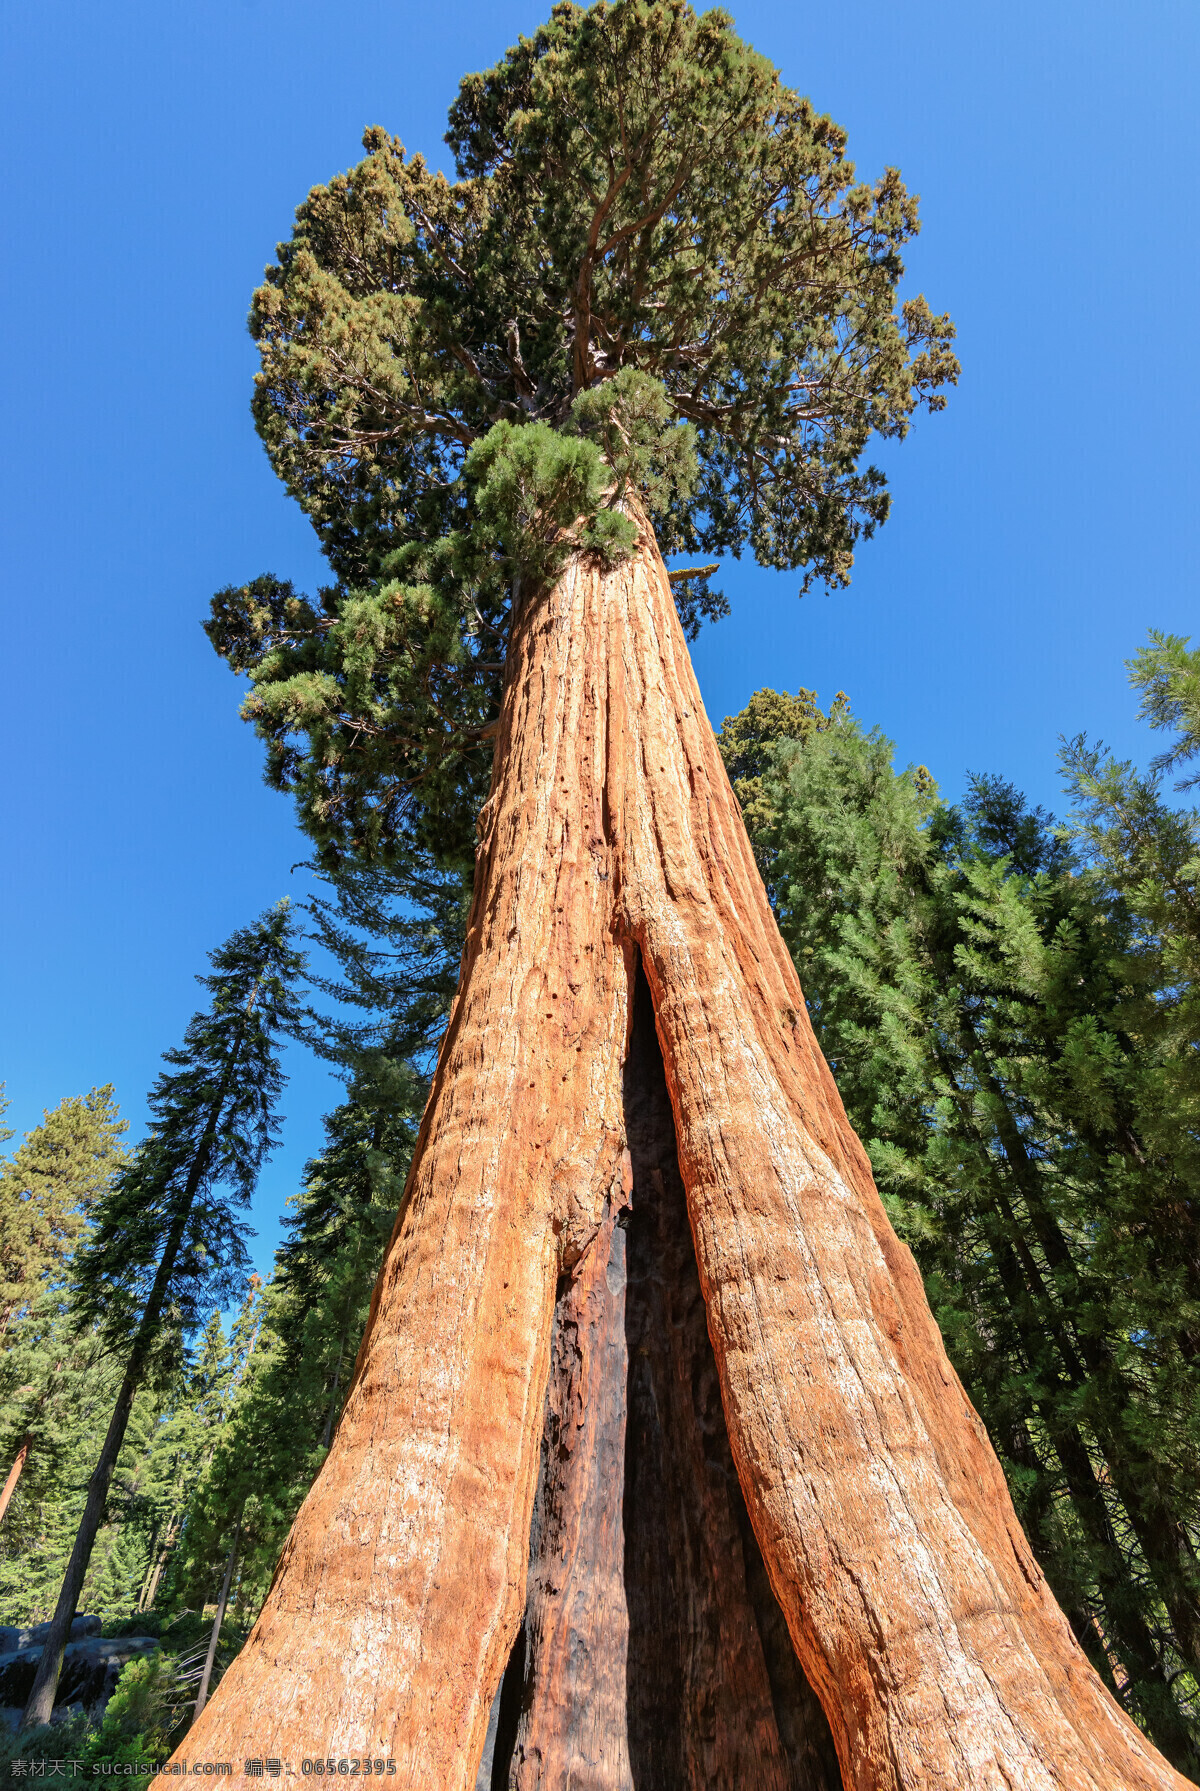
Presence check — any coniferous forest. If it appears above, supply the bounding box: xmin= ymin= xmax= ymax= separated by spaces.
xmin=4 ymin=2 xmax=1200 ymax=1787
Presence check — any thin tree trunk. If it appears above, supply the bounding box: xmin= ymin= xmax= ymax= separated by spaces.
xmin=193 ymin=1520 xmax=241 ymax=1726
xmin=934 ymin=1042 xmax=1193 ymax=1744
xmin=177 ymin=516 xmax=1190 ymax=1788
xmin=1001 ymin=1418 xmax=1120 ymax=1696
xmin=0 ymin=1433 xmax=30 ymax=1526
xmin=967 ymin=1217 xmax=1182 ymax=1733
xmin=21 ymin=995 xmax=257 ymax=1731
xmin=139 ymin=1280 xmax=265 ymax=1619
xmin=973 ymin=1198 xmax=1184 ymax=1739
xmin=967 ymin=1038 xmax=1200 ymax=1683
xmin=140 ymin=1510 xmax=182 ymax=1613
xmin=20 ymin=1199 xmax=194 ymax=1729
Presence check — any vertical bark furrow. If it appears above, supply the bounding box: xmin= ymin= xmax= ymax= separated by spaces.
xmin=496 ymin=956 xmax=841 ymax=1791
xmin=507 ymin=1208 xmax=634 ymax=1791
xmin=622 ymin=956 xmax=840 ymax=1791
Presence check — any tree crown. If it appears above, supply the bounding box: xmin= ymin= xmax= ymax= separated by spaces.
xmin=209 ymin=0 xmax=957 ymax=867
xmin=251 ymin=0 xmax=955 ymax=584
xmin=73 ymin=903 xmax=305 ymax=1349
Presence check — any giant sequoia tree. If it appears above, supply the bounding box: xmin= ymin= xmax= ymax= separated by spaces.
xmin=183 ymin=6 xmax=1189 ymax=1787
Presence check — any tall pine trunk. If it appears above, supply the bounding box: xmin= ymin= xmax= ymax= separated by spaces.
xmin=23 ymin=990 xmax=257 ymax=1731
xmin=193 ymin=1519 xmax=242 ymax=1726
xmin=21 ymin=1196 xmax=194 ymax=1728
xmin=177 ymin=515 xmax=1188 ymax=1789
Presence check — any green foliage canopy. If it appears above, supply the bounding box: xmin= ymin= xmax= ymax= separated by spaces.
xmin=0 ymin=1089 xmax=127 ymax=1340
xmin=207 ymin=0 xmax=956 ymax=868
xmin=1129 ymin=631 xmax=1200 ymax=791
xmin=72 ymin=905 xmax=305 ymax=1352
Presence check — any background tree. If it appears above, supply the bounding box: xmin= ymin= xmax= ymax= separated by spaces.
xmin=1128 ymin=631 xmax=1200 ymax=791
xmin=0 ymin=1304 xmax=118 ymax=1621
xmin=0 ymin=1091 xmax=128 ymax=1607
xmin=128 ymin=1309 xmax=238 ymax=1618
xmin=169 ymin=1058 xmax=421 ymax=1626
xmin=301 ymin=842 xmax=468 ymax=1073
xmin=0 ymin=1088 xmax=127 ymax=1342
xmin=717 ymin=695 xmax=1200 ymax=1770
xmin=22 ymin=902 xmax=303 ymax=1728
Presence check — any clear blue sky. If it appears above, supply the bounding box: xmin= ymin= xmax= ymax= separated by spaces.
xmin=2 ymin=0 xmax=1197 ymax=1277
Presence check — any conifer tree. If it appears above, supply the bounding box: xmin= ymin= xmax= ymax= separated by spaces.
xmin=170 ymin=1057 xmax=420 ymax=1622
xmin=184 ymin=5 xmax=1187 ymax=1785
xmin=0 ymin=1091 xmax=128 ymax=1586
xmin=717 ymin=695 xmax=1200 ymax=1768
xmin=0 ymin=1299 xmax=118 ymax=1622
xmin=136 ymin=1303 xmax=249 ymax=1616
xmin=22 ymin=903 xmax=303 ymax=1728
xmin=0 ymin=1088 xmax=128 ymax=1341
xmin=1129 ymin=631 xmax=1200 ymax=791
xmin=302 ymin=845 xmax=468 ymax=1073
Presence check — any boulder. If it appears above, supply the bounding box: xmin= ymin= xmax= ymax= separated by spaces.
xmin=0 ymin=1615 xmax=102 ymax=1655
xmin=0 ymin=1635 xmax=158 ymax=1715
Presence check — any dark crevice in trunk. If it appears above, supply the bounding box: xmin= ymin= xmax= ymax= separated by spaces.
xmin=731 ymin=1492 xmax=845 ymax=1791
xmin=484 ymin=1626 xmax=527 ymax=1791
xmin=489 ymin=956 xmax=842 ymax=1790
xmin=622 ymin=956 xmax=842 ymax=1791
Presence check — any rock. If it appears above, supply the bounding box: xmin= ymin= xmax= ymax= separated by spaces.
xmin=0 ymin=1635 xmax=158 ymax=1715
xmin=0 ymin=1615 xmax=101 ymax=1655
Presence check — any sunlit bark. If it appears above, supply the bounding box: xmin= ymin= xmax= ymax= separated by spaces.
xmin=178 ymin=515 xmax=1188 ymax=1790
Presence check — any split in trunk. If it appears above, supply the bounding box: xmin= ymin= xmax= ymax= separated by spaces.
xmin=477 ymin=960 xmax=841 ymax=1791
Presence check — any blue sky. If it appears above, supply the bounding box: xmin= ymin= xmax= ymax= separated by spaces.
xmin=2 ymin=0 xmax=1197 ymax=1277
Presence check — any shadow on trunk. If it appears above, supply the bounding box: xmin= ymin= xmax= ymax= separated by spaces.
xmin=480 ymin=956 xmax=843 ymax=1791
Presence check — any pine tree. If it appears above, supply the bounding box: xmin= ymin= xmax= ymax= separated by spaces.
xmin=0 ymin=1088 xmax=128 ymax=1341
xmin=21 ymin=904 xmax=303 ymax=1728
xmin=182 ymin=5 xmax=1185 ymax=1784
xmin=136 ymin=1305 xmax=244 ymax=1617
xmin=0 ymin=1090 xmax=128 ymax=1597
xmin=302 ymin=844 xmax=469 ymax=1074
xmin=1128 ymin=630 xmax=1200 ymax=791
xmin=169 ymin=1057 xmax=421 ymax=1625
xmin=0 ymin=1295 xmax=118 ymax=1622
xmin=716 ymin=696 xmax=1200 ymax=1768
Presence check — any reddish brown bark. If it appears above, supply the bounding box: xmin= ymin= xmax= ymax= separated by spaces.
xmin=480 ymin=963 xmax=841 ymax=1791
xmin=0 ymin=1434 xmax=30 ymax=1526
xmin=178 ymin=515 xmax=1189 ymax=1789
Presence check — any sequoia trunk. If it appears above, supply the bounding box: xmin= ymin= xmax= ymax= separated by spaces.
xmin=177 ymin=517 xmax=1188 ymax=1790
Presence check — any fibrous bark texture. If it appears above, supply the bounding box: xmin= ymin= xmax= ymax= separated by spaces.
xmin=476 ymin=961 xmax=841 ymax=1791
xmin=179 ymin=517 xmax=1189 ymax=1790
